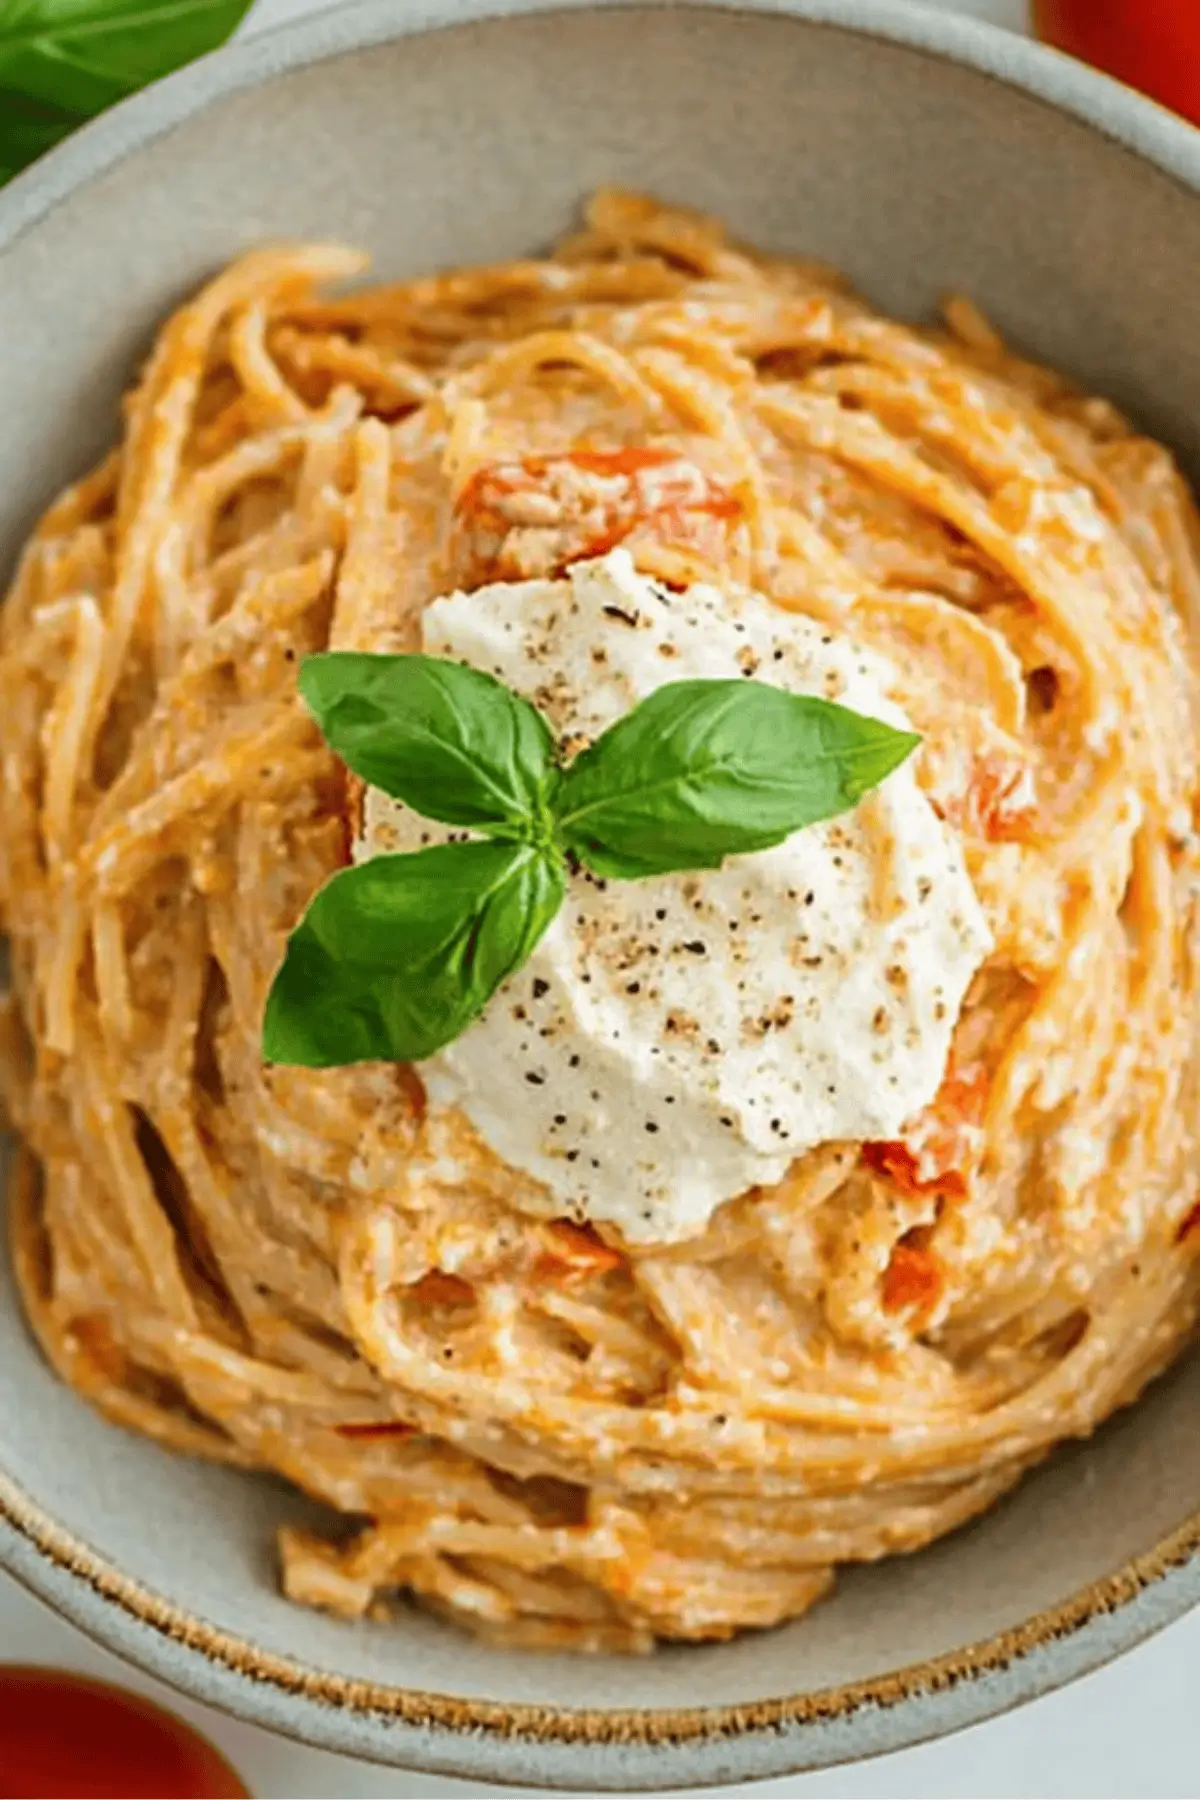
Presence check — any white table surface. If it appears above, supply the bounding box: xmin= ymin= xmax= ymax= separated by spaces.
xmin=4 ymin=1 xmax=1199 ymax=1794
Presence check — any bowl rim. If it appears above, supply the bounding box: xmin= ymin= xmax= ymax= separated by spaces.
xmin=2 ymin=0 xmax=1200 ymax=1787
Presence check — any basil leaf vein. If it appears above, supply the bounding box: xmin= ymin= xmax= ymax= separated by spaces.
xmin=262 ymin=840 xmax=564 ymax=1069
xmin=554 ymin=678 xmax=919 ymax=879
xmin=0 ymin=0 xmax=253 ymax=184
xmin=300 ymin=652 xmax=558 ymax=836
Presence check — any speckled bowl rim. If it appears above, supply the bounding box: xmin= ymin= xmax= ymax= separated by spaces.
xmin=2 ymin=0 xmax=1200 ymax=1788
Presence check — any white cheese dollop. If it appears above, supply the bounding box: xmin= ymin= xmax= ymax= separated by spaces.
xmin=356 ymin=551 xmax=991 ymax=1243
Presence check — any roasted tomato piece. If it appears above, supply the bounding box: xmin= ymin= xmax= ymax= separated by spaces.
xmin=881 ymin=1228 xmax=945 ymax=1319
xmin=863 ymin=1065 xmax=989 ymax=1200
xmin=963 ymin=751 xmax=1038 ymax=843
xmin=411 ymin=1269 xmax=475 ymax=1308
xmin=451 ymin=448 xmax=741 ymax=585
xmin=935 ymin=750 xmax=1037 ymax=845
xmin=533 ymin=1218 xmax=625 ymax=1286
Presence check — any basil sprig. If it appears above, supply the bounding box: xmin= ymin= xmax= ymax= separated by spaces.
xmin=0 ymin=1 xmax=253 ymax=186
xmin=263 ymin=654 xmax=918 ymax=1069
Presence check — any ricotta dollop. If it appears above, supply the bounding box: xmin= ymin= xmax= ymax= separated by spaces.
xmin=356 ymin=551 xmax=991 ymax=1242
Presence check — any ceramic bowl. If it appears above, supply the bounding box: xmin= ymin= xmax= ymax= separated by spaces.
xmin=1 ymin=1 xmax=1199 ymax=1788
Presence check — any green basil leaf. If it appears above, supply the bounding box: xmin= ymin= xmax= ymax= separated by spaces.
xmin=555 ymin=679 xmax=920 ymax=879
xmin=0 ymin=89 xmax=77 ymax=182
xmin=300 ymin=651 xmax=558 ymax=836
xmin=0 ymin=0 xmax=252 ymax=184
xmin=0 ymin=0 xmax=253 ymax=112
xmin=262 ymin=840 xmax=564 ymax=1068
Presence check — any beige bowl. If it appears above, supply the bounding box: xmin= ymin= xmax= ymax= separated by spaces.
xmin=1 ymin=1 xmax=1199 ymax=1788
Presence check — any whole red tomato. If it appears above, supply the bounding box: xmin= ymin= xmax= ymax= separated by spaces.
xmin=0 ymin=1667 xmax=248 ymax=1800
xmin=1035 ymin=2 xmax=1200 ymax=126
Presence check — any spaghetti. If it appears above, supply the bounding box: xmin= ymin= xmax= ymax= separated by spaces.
xmin=3 ymin=192 xmax=1199 ymax=1652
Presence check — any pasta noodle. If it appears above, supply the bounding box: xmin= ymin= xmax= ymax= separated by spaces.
xmin=3 ymin=192 xmax=1200 ymax=1653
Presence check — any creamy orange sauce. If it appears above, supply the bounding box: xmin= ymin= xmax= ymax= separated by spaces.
xmin=2 ymin=192 xmax=1198 ymax=1653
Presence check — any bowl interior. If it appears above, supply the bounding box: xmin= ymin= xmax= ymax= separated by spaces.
xmin=1 ymin=0 xmax=1199 ymax=1777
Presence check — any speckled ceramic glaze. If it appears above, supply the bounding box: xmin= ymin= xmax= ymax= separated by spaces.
xmin=1 ymin=1 xmax=1199 ymax=1788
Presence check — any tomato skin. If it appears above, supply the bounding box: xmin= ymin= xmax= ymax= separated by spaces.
xmin=1035 ymin=2 xmax=1200 ymax=126
xmin=451 ymin=451 xmax=742 ymax=586
xmin=862 ymin=1066 xmax=989 ymax=1201
xmin=533 ymin=1218 xmax=625 ymax=1285
xmin=881 ymin=1237 xmax=945 ymax=1319
xmin=0 ymin=1667 xmax=248 ymax=1800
